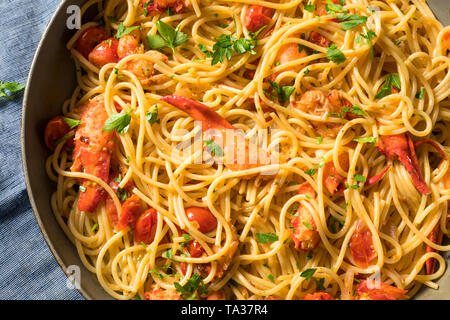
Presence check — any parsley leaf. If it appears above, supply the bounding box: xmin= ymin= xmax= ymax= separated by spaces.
xmin=268 ymin=80 xmax=295 ymax=104
xmin=115 ymin=23 xmax=141 ymax=39
xmin=337 ymin=14 xmax=367 ymax=30
xmin=300 ymin=268 xmax=317 ymax=280
xmin=248 ymin=25 xmax=267 ymax=39
xmin=326 ymin=44 xmax=346 ymax=65
xmin=0 ymin=81 xmax=25 ymax=100
xmin=374 ymin=74 xmax=400 ymax=100
xmin=256 ymin=232 xmax=279 ymax=244
xmin=163 ymin=248 xmax=173 ymax=259
xmin=146 ymin=105 xmax=160 ymax=125
xmin=354 ymin=174 xmax=366 ymax=182
xmin=415 ymin=88 xmax=425 ymax=100
xmin=303 ymin=221 xmax=313 ymax=230
xmin=63 ymin=117 xmax=82 ymax=129
xmin=211 ymin=34 xmax=257 ymax=65
xmin=103 ymin=109 xmax=133 ymax=135
xmin=353 ymin=136 xmax=377 ymax=144
xmin=315 ymin=136 xmax=324 ymax=144
xmin=147 ymin=20 xmax=188 ymax=52
xmin=174 ymin=273 xmax=208 ymax=300
xmin=325 ymin=0 xmax=346 ymax=14
xmin=305 ymin=168 xmax=317 ymax=176
xmin=304 ymin=3 xmax=316 ymax=12
xmin=204 ymin=138 xmax=224 ymax=157
xmin=362 ymin=27 xmax=376 ymax=59
xmin=198 ymin=44 xmax=213 ymax=57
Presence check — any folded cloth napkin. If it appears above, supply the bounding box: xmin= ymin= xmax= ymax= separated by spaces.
xmin=0 ymin=0 xmax=83 ymax=300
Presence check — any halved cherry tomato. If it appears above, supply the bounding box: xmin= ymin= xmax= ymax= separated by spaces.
xmin=44 ymin=116 xmax=73 ymax=150
xmin=88 ymin=38 xmax=120 ymax=68
xmin=76 ymin=27 xmax=108 ymax=59
xmin=188 ymin=240 xmax=205 ymax=258
xmin=116 ymin=195 xmax=142 ymax=230
xmin=185 ymin=207 xmax=218 ymax=233
xmin=134 ymin=208 xmax=158 ymax=244
xmin=349 ymin=220 xmax=377 ymax=268
xmin=244 ymin=5 xmax=274 ymax=32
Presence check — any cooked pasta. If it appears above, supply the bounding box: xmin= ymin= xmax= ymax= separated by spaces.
xmin=44 ymin=0 xmax=450 ymax=300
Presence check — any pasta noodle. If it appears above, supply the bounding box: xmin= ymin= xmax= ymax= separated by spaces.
xmin=44 ymin=0 xmax=450 ymax=300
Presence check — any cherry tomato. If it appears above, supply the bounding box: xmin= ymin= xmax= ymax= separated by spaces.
xmin=185 ymin=207 xmax=217 ymax=233
xmin=116 ymin=195 xmax=142 ymax=230
xmin=76 ymin=27 xmax=108 ymax=59
xmin=134 ymin=208 xmax=158 ymax=244
xmin=188 ymin=240 xmax=205 ymax=258
xmin=244 ymin=5 xmax=274 ymax=32
xmin=44 ymin=116 xmax=73 ymax=150
xmin=88 ymin=38 xmax=120 ymax=68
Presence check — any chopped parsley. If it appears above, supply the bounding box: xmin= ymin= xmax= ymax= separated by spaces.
xmin=268 ymin=274 xmax=275 ymax=282
xmin=256 ymin=232 xmax=279 ymax=244
xmin=337 ymin=14 xmax=367 ymax=30
xmin=268 ymin=80 xmax=295 ymax=104
xmin=300 ymin=268 xmax=317 ymax=280
xmin=353 ymin=136 xmax=377 ymax=144
xmin=204 ymin=138 xmax=224 ymax=157
xmin=207 ymin=34 xmax=257 ymax=65
xmin=146 ymin=105 xmax=160 ymax=125
xmin=146 ymin=20 xmax=188 ymax=52
xmin=174 ymin=273 xmax=208 ymax=300
xmin=102 ymin=109 xmax=133 ymax=135
xmin=79 ymin=185 xmax=86 ymax=193
xmin=374 ymin=74 xmax=401 ymax=100
xmin=302 ymin=221 xmax=313 ymax=230
xmin=415 ymin=88 xmax=425 ymax=100
xmin=0 ymin=81 xmax=25 ymax=100
xmin=353 ymin=174 xmax=366 ymax=182
xmin=63 ymin=117 xmax=82 ymax=129
xmin=304 ymin=3 xmax=316 ymax=12
xmin=115 ymin=23 xmax=141 ymax=39
xmin=315 ymin=136 xmax=323 ymax=144
xmin=362 ymin=27 xmax=376 ymax=59
xmin=163 ymin=248 xmax=173 ymax=259
xmin=326 ymin=44 xmax=346 ymax=65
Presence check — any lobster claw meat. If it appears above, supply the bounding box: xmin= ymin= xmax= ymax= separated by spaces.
xmin=71 ymin=96 xmax=115 ymax=212
xmin=377 ymin=133 xmax=431 ymax=195
xmin=160 ymin=95 xmax=270 ymax=174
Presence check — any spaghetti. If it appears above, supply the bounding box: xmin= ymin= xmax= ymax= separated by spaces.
xmin=44 ymin=0 xmax=450 ymax=300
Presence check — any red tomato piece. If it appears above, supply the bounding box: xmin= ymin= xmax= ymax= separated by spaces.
xmin=44 ymin=116 xmax=73 ymax=150
xmin=88 ymin=38 xmax=120 ymax=68
xmin=185 ymin=207 xmax=218 ymax=233
xmin=116 ymin=195 xmax=142 ymax=230
xmin=76 ymin=27 xmax=108 ymax=59
xmin=134 ymin=208 xmax=158 ymax=244
xmin=244 ymin=5 xmax=274 ymax=32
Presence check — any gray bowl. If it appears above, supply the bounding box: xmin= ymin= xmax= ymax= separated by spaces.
xmin=21 ymin=0 xmax=450 ymax=300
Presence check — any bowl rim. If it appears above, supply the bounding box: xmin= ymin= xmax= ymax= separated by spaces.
xmin=20 ymin=0 xmax=91 ymax=300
